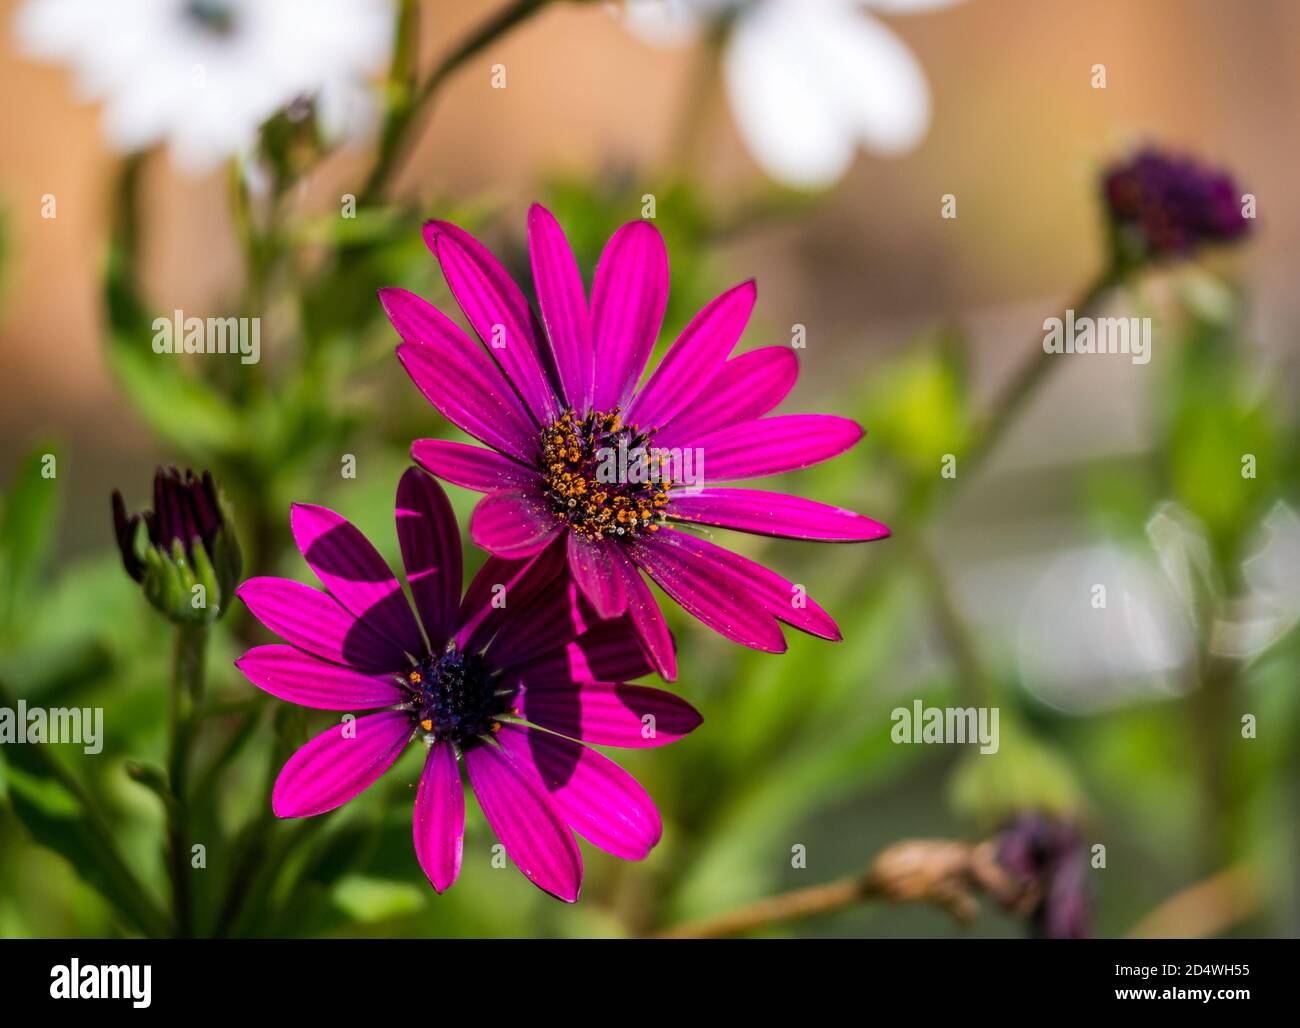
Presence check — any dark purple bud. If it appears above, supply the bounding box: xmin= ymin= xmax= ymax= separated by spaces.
xmin=995 ymin=812 xmax=1090 ymax=939
xmin=1102 ymin=148 xmax=1250 ymax=267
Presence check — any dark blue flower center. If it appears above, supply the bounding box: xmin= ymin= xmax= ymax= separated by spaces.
xmin=404 ymin=649 xmax=501 ymax=743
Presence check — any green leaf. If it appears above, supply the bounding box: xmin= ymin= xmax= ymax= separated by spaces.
xmin=0 ymin=444 xmax=63 ymax=617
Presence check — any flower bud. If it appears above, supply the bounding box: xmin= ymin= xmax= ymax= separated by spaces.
xmin=111 ymin=467 xmax=241 ymax=624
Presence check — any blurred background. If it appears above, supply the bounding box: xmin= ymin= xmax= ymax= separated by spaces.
xmin=0 ymin=0 xmax=1297 ymax=938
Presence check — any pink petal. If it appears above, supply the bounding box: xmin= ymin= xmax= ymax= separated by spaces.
xmin=454 ymin=544 xmax=567 ymax=653
xmin=464 ymin=740 xmax=582 ymax=902
xmin=413 ymin=740 xmax=465 ymax=893
xmin=411 ymin=438 xmax=540 ymax=494
xmin=290 ymin=503 xmax=424 ymax=658
xmin=469 ymin=489 xmax=563 ymax=560
xmin=627 ymin=530 xmax=787 ymax=651
xmin=522 ymin=618 xmax=656 ymax=686
xmin=272 ymin=710 xmax=413 ymax=818
xmin=497 ymin=724 xmax=661 ymax=861
xmin=515 ymin=679 xmax=701 ymax=748
xmin=528 ymin=204 xmax=594 ymax=413
xmin=484 ymin=573 xmax=593 ymax=670
xmin=694 ymin=414 xmax=863 ymax=481
xmin=566 ymin=532 xmax=629 ymax=619
xmin=423 ymin=221 xmax=558 ymax=424
xmin=625 ymin=280 xmax=756 ymax=429
xmin=590 ymin=220 xmax=668 ymax=411
xmin=616 ymin=555 xmax=677 ymax=682
xmin=235 ymin=645 xmax=404 ymax=710
xmin=395 ymin=468 xmax=462 ymax=648
xmin=381 ymin=285 xmax=536 ymax=454
xmin=655 ymin=347 xmax=799 ymax=448
xmin=236 ymin=577 xmax=406 ymax=672
xmin=668 ymin=488 xmax=890 ymax=541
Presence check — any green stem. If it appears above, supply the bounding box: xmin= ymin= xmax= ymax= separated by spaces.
xmin=167 ymin=623 xmax=208 ymax=938
xmin=361 ymin=0 xmax=558 ymax=203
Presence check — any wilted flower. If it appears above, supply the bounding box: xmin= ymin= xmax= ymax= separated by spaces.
xmin=1102 ymin=148 xmax=1251 ymax=267
xmin=624 ymin=0 xmax=964 ymax=189
xmin=236 ymin=468 xmax=700 ymax=900
xmin=382 ymin=206 xmax=888 ymax=679
xmin=14 ymin=0 xmax=394 ymax=172
xmin=112 ymin=467 xmax=242 ymax=624
xmin=993 ymin=812 xmax=1090 ymax=939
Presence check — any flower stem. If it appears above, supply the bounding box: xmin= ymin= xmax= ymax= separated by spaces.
xmin=167 ymin=623 xmax=208 ymax=938
xmin=361 ymin=0 xmax=558 ymax=202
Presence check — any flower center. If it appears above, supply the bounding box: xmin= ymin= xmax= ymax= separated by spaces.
xmin=403 ymin=650 xmax=502 ymax=744
xmin=183 ymin=0 xmax=238 ymax=36
xmin=540 ymin=408 xmax=670 ymax=541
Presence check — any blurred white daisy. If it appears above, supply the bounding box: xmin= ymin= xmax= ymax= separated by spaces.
xmin=15 ymin=0 xmax=394 ymax=173
xmin=624 ymin=0 xmax=963 ymax=189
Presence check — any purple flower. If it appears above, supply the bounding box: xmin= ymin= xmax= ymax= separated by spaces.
xmin=235 ymin=468 xmax=701 ymax=901
xmin=995 ymin=813 xmax=1090 ymax=939
xmin=381 ymin=205 xmax=889 ymax=679
xmin=1103 ymin=148 xmax=1250 ymax=264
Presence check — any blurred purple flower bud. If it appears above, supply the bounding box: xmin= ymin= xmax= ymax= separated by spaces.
xmin=995 ymin=812 xmax=1090 ymax=939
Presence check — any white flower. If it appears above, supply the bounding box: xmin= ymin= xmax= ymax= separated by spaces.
xmin=624 ymin=0 xmax=962 ymax=189
xmin=15 ymin=0 xmax=394 ymax=173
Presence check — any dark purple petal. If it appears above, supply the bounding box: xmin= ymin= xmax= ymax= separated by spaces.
xmin=626 ymin=530 xmax=786 ymax=652
xmin=497 ymin=724 xmax=661 ymax=861
xmin=423 ymin=221 xmax=559 ymax=423
xmin=463 ymin=740 xmax=582 ymax=902
xmin=382 ymin=286 xmax=537 ymax=462
xmin=411 ymin=438 xmax=540 ymax=494
xmin=590 ymin=220 xmax=668 ymax=411
xmin=271 ymin=710 xmax=413 ymax=818
xmin=395 ymin=468 xmax=462 ymax=649
xmin=235 ymin=645 xmax=404 ymax=710
xmin=413 ymin=740 xmax=465 ymax=893
xmin=290 ymin=503 xmax=425 ymax=658
xmin=528 ymin=204 xmax=594 ymax=413
xmin=515 ymin=679 xmax=701 ymax=748
xmin=694 ymin=414 xmax=863 ymax=481
xmin=655 ymin=346 xmax=799 ymax=448
xmin=626 ymin=280 xmax=756 ymax=429
xmin=469 ymin=489 xmax=563 ymax=560
xmin=668 ymin=488 xmax=890 ymax=541
xmin=616 ymin=555 xmax=677 ymax=682
xmin=485 ymin=573 xmax=593 ymax=670
xmin=523 ymin=618 xmax=656 ymax=686
xmin=454 ymin=544 xmax=567 ymax=653
xmin=566 ymin=532 xmax=629 ymax=619
xmin=236 ymin=577 xmax=406 ymax=672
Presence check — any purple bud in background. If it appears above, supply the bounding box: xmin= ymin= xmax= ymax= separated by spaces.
xmin=995 ymin=812 xmax=1090 ymax=939
xmin=1102 ymin=148 xmax=1250 ymax=267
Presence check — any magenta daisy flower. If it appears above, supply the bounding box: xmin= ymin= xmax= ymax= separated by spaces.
xmin=234 ymin=468 xmax=701 ymax=901
xmin=380 ymin=205 xmax=889 ymax=679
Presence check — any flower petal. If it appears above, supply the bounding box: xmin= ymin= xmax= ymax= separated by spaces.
xmin=290 ymin=503 xmax=425 ymax=657
xmin=616 ymin=555 xmax=677 ymax=682
xmin=695 ymin=414 xmax=863 ymax=481
xmin=515 ymin=679 xmax=701 ymax=748
xmin=497 ymin=724 xmax=661 ymax=861
xmin=395 ymin=468 xmax=462 ymax=648
xmin=566 ymin=532 xmax=629 ymax=619
xmin=528 ymin=204 xmax=594 ymax=413
xmin=235 ymin=645 xmax=404 ymax=711
xmin=236 ymin=577 xmax=406 ymax=672
xmin=424 ymin=220 xmax=558 ymax=423
xmin=668 ymin=488 xmax=890 ymax=541
xmin=485 ymin=573 xmax=593 ymax=670
xmin=464 ymin=740 xmax=582 ymax=902
xmin=470 ymin=490 xmax=563 ymax=560
xmin=272 ymin=710 xmax=413 ymax=818
xmin=454 ymin=544 xmax=567 ymax=653
xmin=382 ymin=286 xmax=536 ymax=459
xmin=655 ymin=346 xmax=798 ymax=448
xmin=590 ymin=219 xmax=669 ymax=411
xmin=523 ymin=617 xmax=657 ymax=686
xmin=625 ymin=280 xmax=756 ymax=429
xmin=411 ymin=438 xmax=540 ymax=494
xmin=627 ymin=530 xmax=786 ymax=651
xmin=413 ymin=740 xmax=465 ymax=893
